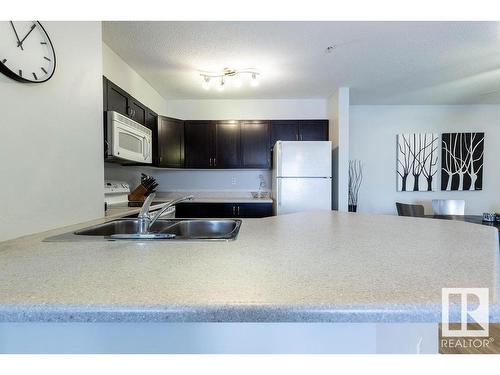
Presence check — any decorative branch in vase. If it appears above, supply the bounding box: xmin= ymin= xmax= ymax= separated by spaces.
xmin=348 ymin=160 xmax=363 ymax=212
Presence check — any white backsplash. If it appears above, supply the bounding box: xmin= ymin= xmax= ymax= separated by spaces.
xmin=104 ymin=163 xmax=271 ymax=192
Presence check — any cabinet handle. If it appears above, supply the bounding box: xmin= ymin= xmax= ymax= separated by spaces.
xmin=232 ymin=205 xmax=236 ymax=216
xmin=214 ymin=158 xmax=217 ymax=167
xmin=296 ymin=133 xmax=299 ymax=141
xmin=209 ymin=157 xmax=212 ymax=167
xmin=237 ymin=206 xmax=240 ymax=215
xmin=300 ymin=134 xmax=303 ymax=141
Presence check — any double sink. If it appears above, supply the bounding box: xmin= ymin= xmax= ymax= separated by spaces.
xmin=45 ymin=218 xmax=242 ymax=242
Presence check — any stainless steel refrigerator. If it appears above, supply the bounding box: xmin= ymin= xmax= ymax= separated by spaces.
xmin=272 ymin=141 xmax=332 ymax=215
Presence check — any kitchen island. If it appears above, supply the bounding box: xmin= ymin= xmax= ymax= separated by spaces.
xmin=0 ymin=211 xmax=498 ymax=353
xmin=0 ymin=210 xmax=498 ymax=323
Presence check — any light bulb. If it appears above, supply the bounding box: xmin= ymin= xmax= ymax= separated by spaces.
xmin=250 ymin=73 xmax=259 ymax=87
xmin=201 ymin=76 xmax=210 ymax=90
xmin=217 ymin=77 xmax=225 ymax=91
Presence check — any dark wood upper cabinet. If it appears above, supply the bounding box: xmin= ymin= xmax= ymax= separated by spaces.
xmin=145 ymin=109 xmax=158 ymax=131
xmin=241 ymin=121 xmax=270 ymax=168
xmin=214 ymin=121 xmax=241 ymax=168
xmin=146 ymin=109 xmax=158 ymax=163
xmin=270 ymin=119 xmax=328 ymax=147
xmin=184 ymin=121 xmax=213 ymax=168
xmin=157 ymin=116 xmax=184 ymax=168
xmin=103 ymin=78 xmax=327 ymax=170
xmin=299 ymin=120 xmax=329 ymax=141
xmin=106 ymin=79 xmax=129 ymax=117
xmin=104 ymin=77 xmax=148 ymax=126
xmin=129 ymin=99 xmax=147 ymax=125
xmin=184 ymin=121 xmax=242 ymax=169
xmin=270 ymin=120 xmax=299 ymax=148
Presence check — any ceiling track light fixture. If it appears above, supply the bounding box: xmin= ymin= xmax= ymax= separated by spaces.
xmin=199 ymin=67 xmax=260 ymax=91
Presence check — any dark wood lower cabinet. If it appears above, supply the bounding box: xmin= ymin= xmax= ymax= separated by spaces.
xmin=236 ymin=203 xmax=273 ymax=218
xmin=175 ymin=202 xmax=273 ymax=218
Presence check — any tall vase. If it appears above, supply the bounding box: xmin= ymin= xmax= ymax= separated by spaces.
xmin=348 ymin=204 xmax=357 ymax=212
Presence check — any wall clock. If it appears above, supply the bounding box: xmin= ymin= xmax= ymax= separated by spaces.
xmin=0 ymin=21 xmax=56 ymax=83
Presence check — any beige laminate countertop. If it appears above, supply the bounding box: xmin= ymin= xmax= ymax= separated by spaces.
xmin=0 ymin=211 xmax=498 ymax=322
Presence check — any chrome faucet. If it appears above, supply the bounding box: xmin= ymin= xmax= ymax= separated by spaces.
xmin=137 ymin=193 xmax=193 ymax=234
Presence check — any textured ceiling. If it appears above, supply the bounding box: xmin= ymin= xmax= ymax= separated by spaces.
xmin=102 ymin=21 xmax=500 ymax=104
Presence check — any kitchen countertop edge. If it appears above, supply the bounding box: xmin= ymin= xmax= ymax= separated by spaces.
xmin=2 ymin=303 xmax=500 ymax=323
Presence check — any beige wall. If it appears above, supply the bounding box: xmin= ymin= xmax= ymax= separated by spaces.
xmin=0 ymin=22 xmax=104 ymax=241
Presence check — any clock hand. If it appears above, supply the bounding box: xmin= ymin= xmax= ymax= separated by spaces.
xmin=18 ymin=23 xmax=37 ymax=48
xmin=9 ymin=21 xmax=24 ymax=51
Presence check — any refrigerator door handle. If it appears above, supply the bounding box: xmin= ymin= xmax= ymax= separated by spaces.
xmin=277 ymin=179 xmax=282 ymax=206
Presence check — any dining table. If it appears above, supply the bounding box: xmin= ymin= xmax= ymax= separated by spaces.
xmin=425 ymin=215 xmax=500 ymax=243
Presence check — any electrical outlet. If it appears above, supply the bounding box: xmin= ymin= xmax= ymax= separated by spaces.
xmin=231 ymin=177 xmax=237 ymax=185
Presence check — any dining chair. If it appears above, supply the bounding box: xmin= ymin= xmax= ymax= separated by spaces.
xmin=432 ymin=199 xmax=465 ymax=215
xmin=396 ymin=202 xmax=425 ymax=217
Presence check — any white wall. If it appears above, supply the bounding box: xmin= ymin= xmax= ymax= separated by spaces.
xmin=102 ymin=43 xmax=166 ymax=114
xmin=165 ymin=99 xmax=328 ymax=120
xmin=105 ymin=163 xmax=271 ymax=193
xmin=0 ymin=22 xmax=104 ymax=241
xmin=350 ymin=105 xmax=500 ymax=215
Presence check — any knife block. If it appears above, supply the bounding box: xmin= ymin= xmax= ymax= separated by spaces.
xmin=128 ymin=184 xmax=149 ymax=205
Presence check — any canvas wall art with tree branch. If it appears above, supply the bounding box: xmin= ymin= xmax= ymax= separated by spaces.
xmin=441 ymin=132 xmax=484 ymax=191
xmin=397 ymin=133 xmax=439 ymax=192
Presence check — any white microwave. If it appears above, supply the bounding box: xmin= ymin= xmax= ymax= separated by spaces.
xmin=106 ymin=111 xmax=152 ymax=164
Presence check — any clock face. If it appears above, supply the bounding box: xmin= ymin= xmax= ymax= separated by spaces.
xmin=0 ymin=21 xmax=56 ymax=83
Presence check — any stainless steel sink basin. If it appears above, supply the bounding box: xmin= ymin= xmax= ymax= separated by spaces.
xmin=75 ymin=219 xmax=177 ymax=236
xmin=44 ymin=219 xmax=242 ymax=242
xmin=163 ymin=220 xmax=239 ymax=239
